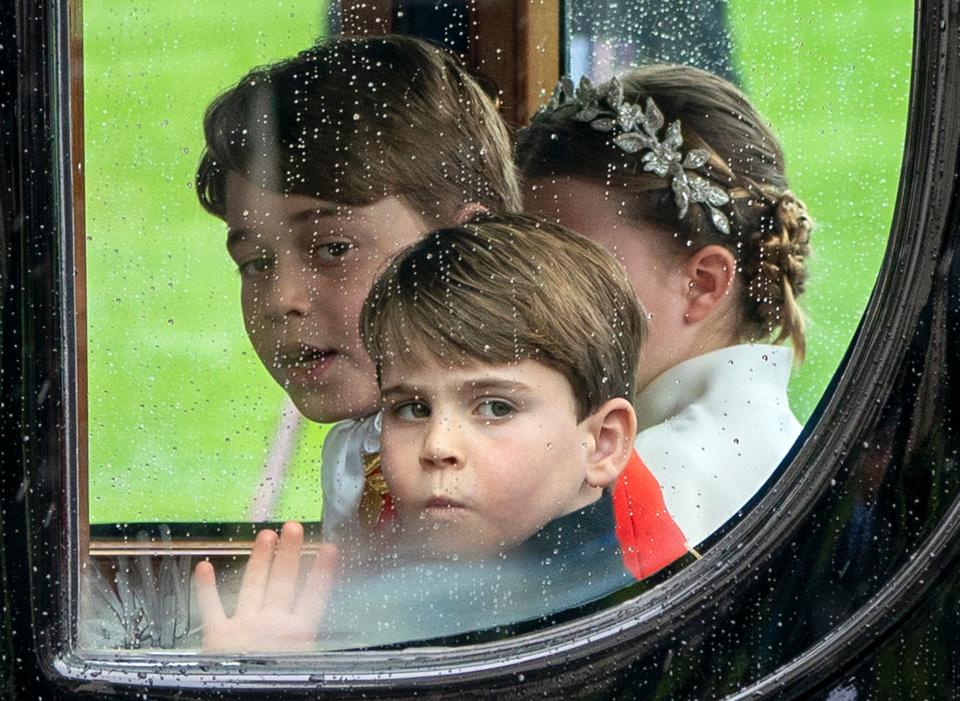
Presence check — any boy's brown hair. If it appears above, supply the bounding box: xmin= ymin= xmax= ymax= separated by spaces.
xmin=360 ymin=213 xmax=646 ymax=420
xmin=197 ymin=35 xmax=520 ymax=221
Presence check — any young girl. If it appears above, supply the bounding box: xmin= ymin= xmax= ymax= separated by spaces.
xmin=518 ymin=64 xmax=813 ymax=546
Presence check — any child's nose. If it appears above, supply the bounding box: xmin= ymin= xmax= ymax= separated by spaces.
xmin=266 ymin=263 xmax=313 ymax=320
xmin=419 ymin=418 xmax=464 ymax=470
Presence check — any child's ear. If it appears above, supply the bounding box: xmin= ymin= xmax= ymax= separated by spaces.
xmin=681 ymin=244 xmax=737 ymax=325
xmin=453 ymin=202 xmax=488 ymax=224
xmin=582 ymin=398 xmax=637 ymax=489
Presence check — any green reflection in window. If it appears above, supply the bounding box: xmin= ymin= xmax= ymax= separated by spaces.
xmin=728 ymin=0 xmax=912 ymax=420
xmin=84 ymin=1 xmax=328 ymax=523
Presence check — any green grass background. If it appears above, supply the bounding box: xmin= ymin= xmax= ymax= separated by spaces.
xmin=85 ymin=1 xmax=913 ymax=524
xmin=84 ymin=0 xmax=329 ymax=523
xmin=727 ymin=0 xmax=913 ymax=423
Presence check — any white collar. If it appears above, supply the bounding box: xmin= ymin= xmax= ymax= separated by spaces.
xmin=635 ymin=344 xmax=795 ymax=433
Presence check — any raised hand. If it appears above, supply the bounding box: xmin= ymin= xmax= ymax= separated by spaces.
xmin=194 ymin=521 xmax=338 ymax=653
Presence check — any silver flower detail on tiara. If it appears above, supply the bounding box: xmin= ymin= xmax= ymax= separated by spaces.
xmin=539 ymin=76 xmax=732 ymax=235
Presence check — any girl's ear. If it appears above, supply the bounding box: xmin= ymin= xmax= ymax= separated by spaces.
xmin=454 ymin=202 xmax=487 ymax=224
xmin=681 ymin=244 xmax=737 ymax=325
xmin=582 ymin=398 xmax=637 ymax=489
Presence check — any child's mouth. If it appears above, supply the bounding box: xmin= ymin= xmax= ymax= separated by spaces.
xmin=423 ymin=496 xmax=467 ymax=518
xmin=278 ymin=344 xmax=338 ymax=384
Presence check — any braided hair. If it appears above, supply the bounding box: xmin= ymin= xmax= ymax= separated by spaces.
xmin=517 ymin=63 xmax=812 ymax=361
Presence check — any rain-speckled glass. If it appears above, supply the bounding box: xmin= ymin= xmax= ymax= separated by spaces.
xmin=76 ymin=0 xmax=913 ymax=656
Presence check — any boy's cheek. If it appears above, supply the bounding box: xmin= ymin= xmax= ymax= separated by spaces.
xmin=377 ymin=443 xmax=407 ymax=493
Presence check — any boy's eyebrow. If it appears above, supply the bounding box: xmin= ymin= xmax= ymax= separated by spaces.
xmin=288 ymin=205 xmax=343 ymax=224
xmin=380 ymin=377 xmax=532 ymax=400
xmin=380 ymin=383 xmax=424 ymax=401
xmin=226 ymin=228 xmax=255 ymax=249
xmin=226 ymin=206 xmax=343 ymax=250
xmin=466 ymin=378 xmax=533 ymax=394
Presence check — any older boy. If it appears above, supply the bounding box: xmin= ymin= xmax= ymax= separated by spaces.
xmin=196 ymin=35 xmax=521 ymax=537
xmin=195 ymin=214 xmax=689 ymax=651
xmin=80 ymin=35 xmax=520 ymax=652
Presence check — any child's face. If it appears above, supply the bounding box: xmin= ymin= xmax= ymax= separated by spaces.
xmin=378 ymin=357 xmax=602 ymax=558
xmin=225 ymin=173 xmax=428 ymax=423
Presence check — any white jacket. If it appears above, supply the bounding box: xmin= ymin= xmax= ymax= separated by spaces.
xmin=319 ymin=412 xmax=381 ymax=542
xmin=634 ymin=344 xmax=802 ymax=547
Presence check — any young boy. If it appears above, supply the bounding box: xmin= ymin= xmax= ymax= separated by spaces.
xmin=195 ymin=214 xmax=690 ymax=651
xmin=196 ymin=35 xmax=521 ymax=537
xmin=361 ymin=213 xmax=646 ymax=561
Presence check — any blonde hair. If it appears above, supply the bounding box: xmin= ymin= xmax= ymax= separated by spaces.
xmin=517 ymin=64 xmax=812 ymax=361
xmin=360 ymin=213 xmax=646 ymax=419
xmin=197 ymin=35 xmax=521 ymax=222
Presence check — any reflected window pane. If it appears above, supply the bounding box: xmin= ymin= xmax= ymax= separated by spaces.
xmin=84 ymin=1 xmax=328 ymax=525
xmin=565 ymin=0 xmax=736 ymax=81
xmin=74 ymin=0 xmax=912 ymax=659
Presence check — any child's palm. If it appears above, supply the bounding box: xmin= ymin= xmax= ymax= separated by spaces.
xmin=194 ymin=522 xmax=337 ymax=653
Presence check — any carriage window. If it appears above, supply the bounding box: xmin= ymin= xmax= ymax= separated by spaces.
xmin=75 ymin=0 xmax=912 ymax=659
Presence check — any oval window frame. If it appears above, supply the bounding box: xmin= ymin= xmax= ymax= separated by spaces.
xmin=4 ymin=0 xmax=960 ymax=697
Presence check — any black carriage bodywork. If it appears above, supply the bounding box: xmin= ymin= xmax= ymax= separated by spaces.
xmin=1 ymin=0 xmax=959 ymax=698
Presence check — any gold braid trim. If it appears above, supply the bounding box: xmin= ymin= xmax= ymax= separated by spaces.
xmin=358 ymin=452 xmax=389 ymax=528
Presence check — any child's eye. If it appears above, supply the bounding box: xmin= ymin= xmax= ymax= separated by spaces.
xmin=475 ymin=399 xmax=515 ymax=419
xmin=395 ymin=401 xmax=430 ymax=421
xmin=312 ymin=241 xmax=354 ymax=262
xmin=237 ymin=256 xmax=273 ymax=278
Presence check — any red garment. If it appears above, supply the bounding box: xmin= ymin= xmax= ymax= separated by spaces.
xmin=613 ymin=449 xmax=689 ymax=579
xmin=378 ymin=491 xmax=396 ymax=527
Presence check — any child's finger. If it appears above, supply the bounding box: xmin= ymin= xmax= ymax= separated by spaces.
xmin=194 ymin=560 xmax=227 ymax=627
xmin=298 ymin=543 xmax=339 ymax=628
xmin=264 ymin=521 xmax=304 ymax=612
xmin=236 ymin=528 xmax=278 ymax=614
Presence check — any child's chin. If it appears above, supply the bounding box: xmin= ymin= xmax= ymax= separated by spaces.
xmin=409 ymin=532 xmax=505 ymax=561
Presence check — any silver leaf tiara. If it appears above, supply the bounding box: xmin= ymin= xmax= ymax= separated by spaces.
xmin=538 ymin=76 xmax=733 ymax=235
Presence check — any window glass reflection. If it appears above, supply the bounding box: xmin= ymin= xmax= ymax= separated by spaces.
xmin=566 ymin=0 xmax=736 ymax=81
xmin=84 ymin=0 xmax=328 ymax=525
xmin=78 ymin=0 xmax=912 ymax=654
